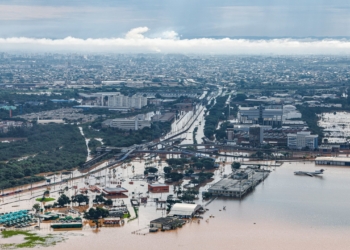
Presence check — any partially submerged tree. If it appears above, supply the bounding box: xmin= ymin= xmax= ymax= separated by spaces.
xmin=84 ymin=207 xmax=109 ymax=228
xmin=71 ymin=194 xmax=89 ymax=206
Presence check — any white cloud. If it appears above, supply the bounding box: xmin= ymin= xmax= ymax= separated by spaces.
xmin=160 ymin=31 xmax=179 ymax=40
xmin=0 ymin=27 xmax=350 ymax=54
xmin=125 ymin=27 xmax=149 ymax=39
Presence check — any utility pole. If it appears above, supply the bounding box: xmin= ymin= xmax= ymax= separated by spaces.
xmin=239 ymin=179 xmax=242 ymax=200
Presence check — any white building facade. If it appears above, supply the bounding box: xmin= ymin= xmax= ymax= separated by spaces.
xmin=287 ymin=131 xmax=318 ymax=149
xmin=109 ymin=114 xmax=151 ymax=131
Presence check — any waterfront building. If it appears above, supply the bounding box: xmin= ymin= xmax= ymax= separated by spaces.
xmin=150 ymin=217 xmax=176 ymax=229
xmin=315 ymin=157 xmax=350 ymax=166
xmin=287 ymin=131 xmax=318 ymax=150
xmin=168 ymin=203 xmax=203 ymax=218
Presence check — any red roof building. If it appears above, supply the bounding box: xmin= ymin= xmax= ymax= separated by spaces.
xmin=148 ymin=183 xmax=169 ymax=193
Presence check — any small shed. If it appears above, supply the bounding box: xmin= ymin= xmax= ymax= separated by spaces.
xmin=148 ymin=183 xmax=169 ymax=193
xmin=102 ymin=187 xmax=128 ymax=197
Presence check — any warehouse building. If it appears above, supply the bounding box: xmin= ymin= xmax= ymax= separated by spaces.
xmin=168 ymin=203 xmax=203 ymax=218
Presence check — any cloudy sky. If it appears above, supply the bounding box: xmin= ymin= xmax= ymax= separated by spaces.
xmin=1 ymin=0 xmax=350 ymax=54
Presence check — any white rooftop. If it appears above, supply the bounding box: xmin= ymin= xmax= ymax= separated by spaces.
xmin=168 ymin=203 xmax=202 ymax=217
xmin=315 ymin=157 xmax=350 ymax=162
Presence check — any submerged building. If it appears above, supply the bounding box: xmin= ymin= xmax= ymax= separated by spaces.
xmin=168 ymin=203 xmax=203 ymax=218
xmin=315 ymin=157 xmax=350 ymax=166
xmin=208 ymin=168 xmax=269 ymax=198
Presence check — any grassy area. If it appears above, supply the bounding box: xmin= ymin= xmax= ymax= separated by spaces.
xmin=0 ymin=230 xmax=62 ymax=248
xmin=127 ymin=207 xmax=139 ymax=222
xmin=35 ymin=197 xmax=55 ymax=202
xmin=123 ymin=213 xmax=131 ymax=219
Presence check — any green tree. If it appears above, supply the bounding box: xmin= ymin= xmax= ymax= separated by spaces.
xmin=163 ymin=166 xmax=172 ymax=174
xmin=104 ymin=199 xmax=113 ymax=206
xmin=84 ymin=207 xmax=109 ymax=228
xmin=93 ymin=195 xmax=106 ymax=204
xmin=231 ymin=162 xmax=241 ymax=170
xmin=146 ymin=167 xmax=158 ymax=174
xmin=33 ymin=203 xmax=41 ymax=212
xmin=57 ymin=194 xmax=71 ymax=207
xmin=72 ymin=194 xmax=89 ymax=206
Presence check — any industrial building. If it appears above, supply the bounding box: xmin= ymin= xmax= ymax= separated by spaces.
xmin=237 ymin=105 xmax=301 ymax=125
xmin=237 ymin=105 xmax=283 ymax=123
xmin=287 ymin=131 xmax=318 ymax=150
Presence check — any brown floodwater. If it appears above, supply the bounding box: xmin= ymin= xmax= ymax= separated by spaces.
xmin=12 ymin=161 xmax=350 ymax=250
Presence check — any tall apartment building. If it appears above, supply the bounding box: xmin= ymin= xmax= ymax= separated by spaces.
xmin=287 ymin=131 xmax=318 ymax=150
